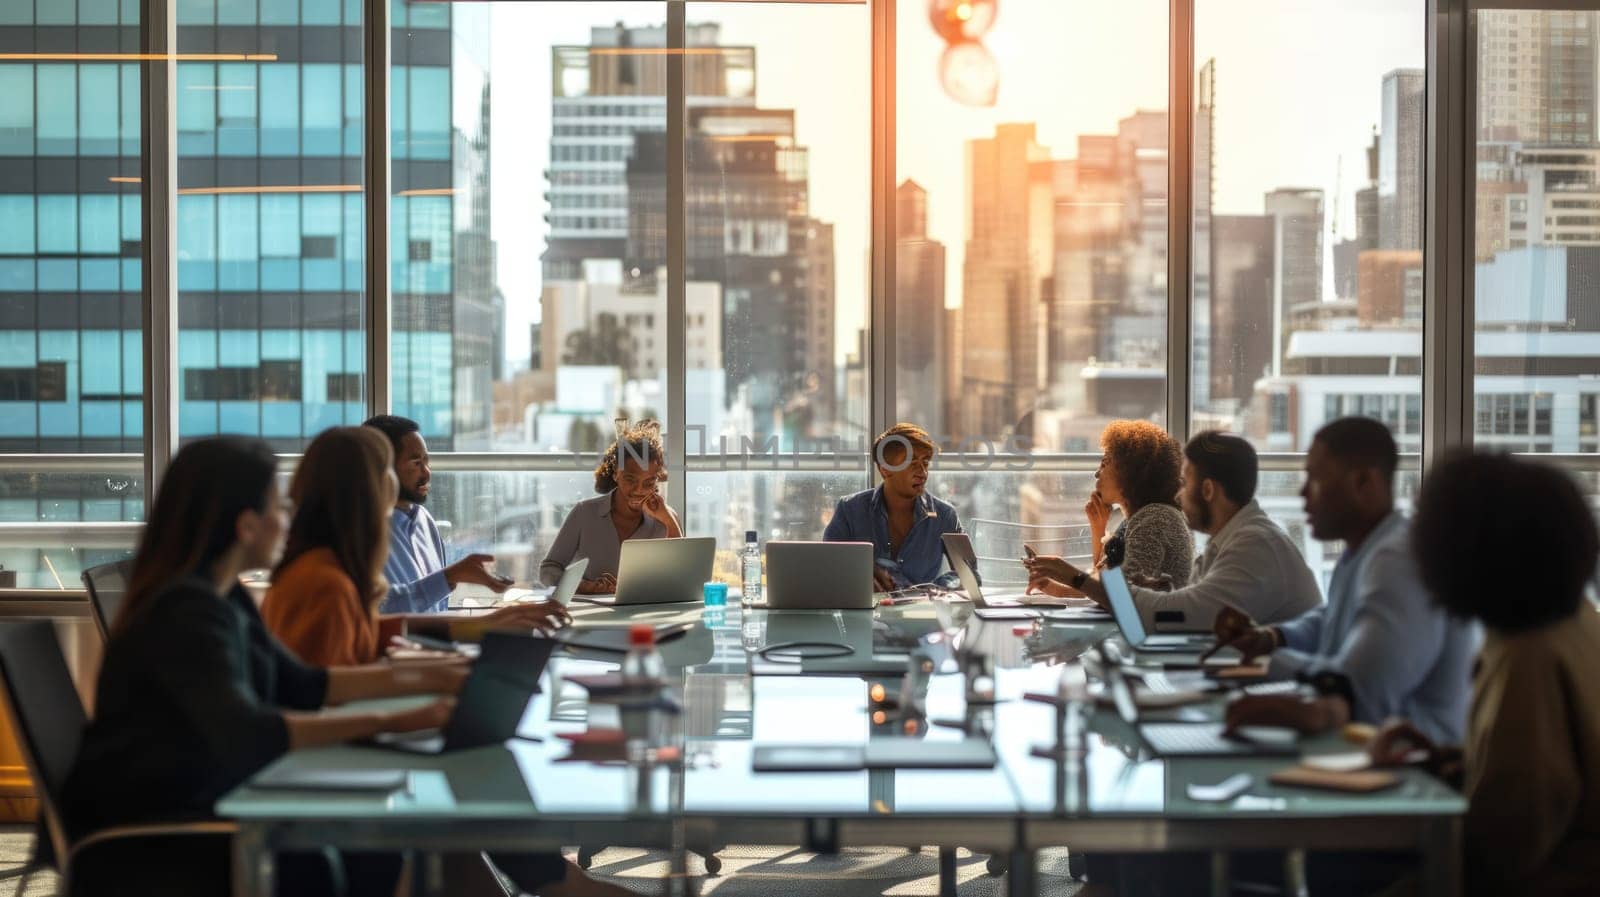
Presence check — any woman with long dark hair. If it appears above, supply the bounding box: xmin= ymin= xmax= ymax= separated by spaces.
xmin=264 ymin=427 xmax=564 ymax=666
xmin=59 ymin=436 xmax=462 ymax=895
xmin=540 ymin=420 xmax=682 ymax=593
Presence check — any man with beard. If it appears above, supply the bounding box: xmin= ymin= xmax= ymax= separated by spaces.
xmin=366 ymin=415 xmax=517 ymax=614
xmin=1026 ymin=430 xmax=1321 ymax=631
xmin=1215 ymin=417 xmax=1478 ymax=743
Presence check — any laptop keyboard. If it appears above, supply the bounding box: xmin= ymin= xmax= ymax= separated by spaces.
xmin=1140 ymin=723 xmax=1238 ymax=755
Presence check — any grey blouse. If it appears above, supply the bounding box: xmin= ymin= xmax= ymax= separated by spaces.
xmin=539 ymin=491 xmax=670 ymax=586
xmin=1103 ymin=502 xmax=1195 ymax=588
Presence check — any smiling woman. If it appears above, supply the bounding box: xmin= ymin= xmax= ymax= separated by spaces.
xmin=539 ymin=420 xmax=683 ymax=591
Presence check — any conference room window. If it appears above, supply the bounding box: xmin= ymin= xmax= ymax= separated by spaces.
xmin=680 ymin=1 xmax=868 ymax=574
xmin=174 ymin=0 xmax=367 ymax=449
xmin=0 ymin=1 xmax=146 ymax=587
xmin=1191 ymin=0 xmax=1426 ymax=457
xmin=896 ymin=0 xmax=1168 ymax=458
xmin=390 ymin=2 xmax=669 ymax=456
xmin=1473 ymin=8 xmax=1600 ymax=475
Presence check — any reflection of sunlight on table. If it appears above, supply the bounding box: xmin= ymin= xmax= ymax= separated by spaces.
xmin=452 ymin=583 xmax=550 ymax=609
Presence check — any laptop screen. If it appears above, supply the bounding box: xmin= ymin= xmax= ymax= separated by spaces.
xmin=940 ymin=533 xmax=983 ymax=601
xmin=1100 ymin=567 xmax=1148 ymax=647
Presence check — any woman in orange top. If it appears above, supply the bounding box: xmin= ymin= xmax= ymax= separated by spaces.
xmin=265 ymin=426 xmax=566 ymax=666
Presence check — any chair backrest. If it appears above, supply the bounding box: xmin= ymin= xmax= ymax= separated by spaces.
xmin=966 ymin=518 xmax=1093 ymax=586
xmin=80 ymin=559 xmax=133 ymax=642
xmin=0 ymin=621 xmax=87 ymax=865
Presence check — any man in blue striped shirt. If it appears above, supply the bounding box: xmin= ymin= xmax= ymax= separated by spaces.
xmin=366 ymin=415 xmax=515 ymax=614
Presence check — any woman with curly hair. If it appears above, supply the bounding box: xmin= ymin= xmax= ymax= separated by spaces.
xmin=540 ymin=420 xmax=682 ymax=594
xmin=1031 ymin=419 xmax=1193 ymax=597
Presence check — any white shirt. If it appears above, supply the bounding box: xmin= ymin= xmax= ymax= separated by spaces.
xmin=1127 ymin=499 xmax=1323 ymax=632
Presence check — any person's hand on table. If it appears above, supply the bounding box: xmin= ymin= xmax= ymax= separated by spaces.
xmin=1367 ymin=719 xmax=1463 ymax=781
xmin=445 ymin=553 xmax=513 ymax=594
xmin=872 ymin=566 xmax=897 ymax=592
xmin=577 ymin=573 xmax=617 ymax=595
xmin=383 ymin=696 xmax=456 ymax=733
xmin=1200 ymin=605 xmax=1278 ymax=663
xmin=1224 ymin=693 xmax=1338 ymax=735
xmin=482 ymin=601 xmax=570 ymax=633
xmin=1025 ymin=574 xmax=1079 ymax=599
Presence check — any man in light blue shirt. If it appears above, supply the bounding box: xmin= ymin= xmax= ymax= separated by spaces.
xmin=1215 ymin=417 xmax=1479 ymax=744
xmin=366 ymin=415 xmax=513 ymax=614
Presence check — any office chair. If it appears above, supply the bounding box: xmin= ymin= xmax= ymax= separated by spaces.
xmin=0 ymin=620 xmax=235 ymax=895
xmin=80 ymin=558 xmax=134 ymax=642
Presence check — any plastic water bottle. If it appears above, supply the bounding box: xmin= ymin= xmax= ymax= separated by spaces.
xmin=621 ymin=623 xmax=664 ymax=682
xmin=621 ymin=624 xmax=664 ymax=763
xmin=741 ymin=530 xmax=762 ymax=608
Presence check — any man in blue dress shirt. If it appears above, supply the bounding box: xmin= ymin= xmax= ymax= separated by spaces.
xmin=365 ymin=415 xmax=517 ymax=614
xmin=823 ymin=423 xmax=965 ymax=591
xmin=1212 ymin=416 xmax=1479 ymax=744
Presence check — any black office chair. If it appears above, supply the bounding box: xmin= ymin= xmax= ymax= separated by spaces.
xmin=0 ymin=620 xmax=234 ymax=895
xmin=80 ymin=558 xmax=133 ymax=642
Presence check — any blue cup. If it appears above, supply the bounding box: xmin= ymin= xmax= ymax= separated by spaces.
xmin=703 ymin=582 xmax=728 ymax=607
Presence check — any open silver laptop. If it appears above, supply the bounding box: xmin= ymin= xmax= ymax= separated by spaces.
xmin=607 ymin=537 xmax=716 ymax=605
xmin=764 ymin=541 xmax=876 ymax=610
xmin=940 ymin=532 xmax=1032 ymax=608
xmin=548 ymin=556 xmax=587 ymax=606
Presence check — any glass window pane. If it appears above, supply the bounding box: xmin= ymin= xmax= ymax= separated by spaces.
xmin=175 ymin=2 xmax=366 ymax=450
xmin=0 ymin=5 xmax=144 ymax=586
xmin=392 ymin=3 xmax=668 ymax=452
xmin=1194 ymin=1 xmax=1425 ymax=455
xmin=1473 ymin=9 xmax=1600 ymax=456
xmin=897 ymin=0 xmax=1167 ymax=453
xmin=682 ymin=3 xmax=868 ymax=456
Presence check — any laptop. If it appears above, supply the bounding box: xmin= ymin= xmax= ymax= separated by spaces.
xmin=765 ymin=541 xmax=876 ymax=610
xmin=942 ymin=533 xmax=1111 ymax=621
xmin=548 ymin=556 xmax=587 ymax=606
xmin=1102 ymin=566 xmax=1214 ymax=653
xmin=608 ymin=537 xmax=716 ymax=605
xmin=372 ymin=632 xmax=557 ymax=755
xmin=1107 ymin=661 xmax=1298 ymax=758
xmin=941 ymin=533 xmax=1032 ymax=609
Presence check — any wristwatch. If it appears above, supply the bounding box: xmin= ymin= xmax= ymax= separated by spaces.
xmin=1070 ymin=569 xmax=1089 ymax=590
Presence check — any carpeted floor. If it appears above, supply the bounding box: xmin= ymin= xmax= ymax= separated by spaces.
xmin=0 ymin=826 xmax=1083 ymax=896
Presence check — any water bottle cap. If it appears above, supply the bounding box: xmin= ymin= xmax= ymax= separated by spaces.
xmin=629 ymin=624 xmax=656 ymax=646
xmin=745 ymin=530 xmax=758 ymax=542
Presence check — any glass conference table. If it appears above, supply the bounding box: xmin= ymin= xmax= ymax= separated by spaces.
xmin=218 ymin=600 xmax=1464 ymax=897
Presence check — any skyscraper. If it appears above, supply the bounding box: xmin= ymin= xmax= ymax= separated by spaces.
xmin=1193 ymin=60 xmax=1217 ymax=409
xmin=1379 ymin=69 xmax=1425 ymax=252
xmin=1478 ymin=10 xmax=1600 ymax=145
xmin=622 ymin=106 xmax=834 ymax=437
xmin=1264 ymin=188 xmax=1323 ymax=376
xmin=543 ymin=23 xmax=755 ymax=280
xmin=894 ymin=180 xmax=946 ymax=433
xmin=1210 ymin=214 xmax=1275 ymax=404
xmin=959 ymin=123 xmax=1052 ymax=439
xmin=0 ymin=2 xmax=492 ymax=453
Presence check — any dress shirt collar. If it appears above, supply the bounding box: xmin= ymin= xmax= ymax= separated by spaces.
xmin=1338 ymin=510 xmax=1405 ymax=567
xmin=868 ymin=484 xmax=936 ymax=519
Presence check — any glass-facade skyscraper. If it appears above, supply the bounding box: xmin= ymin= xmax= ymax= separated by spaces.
xmin=0 ymin=0 xmax=492 ymax=455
